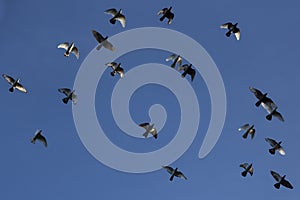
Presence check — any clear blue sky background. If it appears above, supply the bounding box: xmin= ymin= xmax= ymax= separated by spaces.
xmin=0 ymin=0 xmax=299 ymax=199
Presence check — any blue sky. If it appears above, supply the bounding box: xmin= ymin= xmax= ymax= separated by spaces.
xmin=0 ymin=0 xmax=299 ymax=199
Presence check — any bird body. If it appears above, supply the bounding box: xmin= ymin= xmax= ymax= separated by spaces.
xmin=162 ymin=166 xmax=187 ymax=181
xmin=271 ymin=171 xmax=293 ymax=189
xmin=92 ymin=30 xmax=116 ymax=51
xmin=31 ymin=130 xmax=47 ymax=147
xmin=265 ymin=138 xmax=285 ymax=155
xmin=57 ymin=42 xmax=79 ymax=59
xmin=139 ymin=123 xmax=158 ymax=139
xmin=157 ymin=7 xmax=174 ymax=24
xmin=238 ymin=124 xmax=255 ymax=139
xmin=106 ymin=62 xmax=124 ymax=78
xmin=104 ymin=8 xmax=126 ymax=28
xmin=58 ymin=88 xmax=77 ymax=105
xmin=220 ymin=22 xmax=240 ymax=40
xmin=240 ymin=163 xmax=253 ymax=177
xmin=178 ymin=64 xmax=196 ymax=81
xmin=2 ymin=74 xmax=27 ymax=93
xmin=166 ymin=54 xmax=182 ymax=69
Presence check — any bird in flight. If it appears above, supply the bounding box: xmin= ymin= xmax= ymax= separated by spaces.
xmin=265 ymin=138 xmax=286 ymax=156
xmin=162 ymin=166 xmax=187 ymax=181
xmin=57 ymin=42 xmax=79 ymax=59
xmin=270 ymin=171 xmax=293 ymax=189
xmin=31 ymin=130 xmax=47 ymax=147
xmin=166 ymin=54 xmax=182 ymax=69
xmin=220 ymin=22 xmax=240 ymax=40
xmin=106 ymin=62 xmax=124 ymax=78
xmin=178 ymin=64 xmax=196 ymax=81
xmin=58 ymin=88 xmax=77 ymax=105
xmin=92 ymin=30 xmax=116 ymax=52
xmin=238 ymin=124 xmax=256 ymax=139
xmin=139 ymin=123 xmax=158 ymax=139
xmin=104 ymin=8 xmax=126 ymax=28
xmin=249 ymin=87 xmax=284 ymax=122
xmin=2 ymin=74 xmax=27 ymax=93
xmin=240 ymin=163 xmax=253 ymax=177
xmin=157 ymin=6 xmax=174 ymax=24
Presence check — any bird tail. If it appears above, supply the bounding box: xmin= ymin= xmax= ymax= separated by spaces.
xmin=269 ymin=148 xmax=276 ymax=155
xmin=169 ymin=174 xmax=175 ymax=181
xmin=181 ymin=71 xmax=187 ymax=78
xmin=96 ymin=44 xmax=103 ymax=50
xmin=226 ymin=31 xmax=231 ymax=37
xmin=9 ymin=87 xmax=14 ymax=92
xmin=274 ymin=183 xmax=280 ymax=189
xmin=266 ymin=114 xmax=272 ymax=121
xmin=242 ymin=132 xmax=248 ymax=139
xmin=143 ymin=132 xmax=149 ymax=138
xmin=255 ymin=100 xmax=262 ymax=107
xmin=241 ymin=171 xmax=247 ymax=177
xmin=62 ymin=97 xmax=69 ymax=104
xmin=160 ymin=15 xmax=166 ymax=21
xmin=110 ymin=18 xmax=116 ymax=24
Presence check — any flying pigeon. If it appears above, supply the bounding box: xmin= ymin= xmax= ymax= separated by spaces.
xmin=105 ymin=62 xmax=124 ymax=78
xmin=2 ymin=74 xmax=27 ymax=93
xmin=57 ymin=42 xmax=79 ymax=59
xmin=265 ymin=138 xmax=286 ymax=156
xmin=162 ymin=166 xmax=187 ymax=181
xmin=220 ymin=22 xmax=240 ymax=40
xmin=92 ymin=30 xmax=116 ymax=52
xmin=31 ymin=130 xmax=47 ymax=147
xmin=178 ymin=64 xmax=196 ymax=81
xmin=157 ymin=6 xmax=174 ymax=24
xmin=58 ymin=88 xmax=77 ymax=105
xmin=139 ymin=123 xmax=158 ymax=139
xmin=166 ymin=54 xmax=182 ymax=69
xmin=249 ymin=87 xmax=284 ymax=122
xmin=104 ymin=8 xmax=126 ymax=28
xmin=240 ymin=163 xmax=253 ymax=177
xmin=238 ymin=124 xmax=256 ymax=139
xmin=270 ymin=171 xmax=293 ymax=189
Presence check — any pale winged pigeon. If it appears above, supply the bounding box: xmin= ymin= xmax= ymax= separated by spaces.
xmin=104 ymin=8 xmax=126 ymax=28
xmin=57 ymin=42 xmax=79 ymax=59
xmin=139 ymin=123 xmax=158 ymax=139
xmin=162 ymin=166 xmax=187 ymax=181
xmin=31 ymin=130 xmax=47 ymax=147
xmin=220 ymin=22 xmax=240 ymax=40
xmin=2 ymin=74 xmax=27 ymax=93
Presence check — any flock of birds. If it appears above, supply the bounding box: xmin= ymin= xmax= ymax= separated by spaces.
xmin=237 ymin=87 xmax=293 ymax=189
xmin=2 ymin=5 xmax=294 ymax=188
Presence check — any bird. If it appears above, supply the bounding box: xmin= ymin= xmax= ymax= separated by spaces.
xmin=178 ymin=64 xmax=196 ymax=81
xmin=265 ymin=138 xmax=286 ymax=156
xmin=157 ymin=6 xmax=174 ymax=24
xmin=139 ymin=123 xmax=158 ymax=139
xmin=2 ymin=74 xmax=27 ymax=93
xmin=92 ymin=30 xmax=116 ymax=52
xmin=220 ymin=22 xmax=240 ymax=40
xmin=162 ymin=166 xmax=187 ymax=181
xmin=105 ymin=62 xmax=124 ymax=78
xmin=249 ymin=87 xmax=284 ymax=122
xmin=165 ymin=54 xmax=182 ymax=69
xmin=238 ymin=124 xmax=256 ymax=139
xmin=270 ymin=171 xmax=293 ymax=189
xmin=58 ymin=88 xmax=77 ymax=105
xmin=104 ymin=8 xmax=126 ymax=28
xmin=57 ymin=42 xmax=79 ymax=59
xmin=30 ymin=130 xmax=47 ymax=147
xmin=240 ymin=163 xmax=253 ymax=177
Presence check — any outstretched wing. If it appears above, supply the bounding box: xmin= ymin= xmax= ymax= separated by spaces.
xmin=238 ymin=124 xmax=250 ymax=131
xmin=162 ymin=166 xmax=174 ymax=174
xmin=15 ymin=82 xmax=27 ymax=93
xmin=71 ymin=93 xmax=78 ymax=105
xmin=271 ymin=171 xmax=281 ymax=182
xmin=58 ymin=88 xmax=72 ymax=96
xmin=92 ymin=30 xmax=105 ymax=43
xmin=157 ymin=8 xmax=168 ymax=15
xmin=104 ymin=8 xmax=118 ymax=16
xmin=139 ymin=122 xmax=150 ymax=129
xmin=102 ymin=40 xmax=116 ymax=52
xmin=176 ymin=171 xmax=187 ymax=180
xmin=249 ymin=87 xmax=264 ymax=100
xmin=71 ymin=47 xmax=79 ymax=59
xmin=220 ymin=22 xmax=233 ymax=29
xmin=281 ymin=179 xmax=293 ymax=189
xmin=273 ymin=111 xmax=284 ymax=122
xmin=57 ymin=42 xmax=69 ymax=50
xmin=239 ymin=163 xmax=249 ymax=170
xmin=116 ymin=14 xmax=126 ymax=28
xmin=2 ymin=74 xmax=15 ymax=85
xmin=106 ymin=62 xmax=118 ymax=70
xmin=234 ymin=29 xmax=241 ymax=40
xmin=265 ymin=138 xmax=277 ymax=147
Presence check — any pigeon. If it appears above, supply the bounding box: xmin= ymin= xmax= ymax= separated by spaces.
xmin=31 ymin=130 xmax=47 ymax=147
xmin=220 ymin=22 xmax=240 ymax=40
xmin=178 ymin=64 xmax=196 ymax=81
xmin=105 ymin=62 xmax=124 ymax=78
xmin=57 ymin=42 xmax=79 ymax=59
xmin=58 ymin=88 xmax=77 ymax=105
xmin=166 ymin=54 xmax=182 ymax=69
xmin=265 ymin=138 xmax=286 ymax=156
xmin=139 ymin=123 xmax=158 ymax=139
xmin=2 ymin=74 xmax=27 ymax=93
xmin=270 ymin=171 xmax=293 ymax=189
xmin=238 ymin=124 xmax=256 ymax=139
xmin=104 ymin=8 xmax=126 ymax=28
xmin=157 ymin=6 xmax=174 ymax=24
xmin=162 ymin=166 xmax=187 ymax=181
xmin=240 ymin=163 xmax=253 ymax=177
xmin=249 ymin=87 xmax=284 ymax=122
xmin=92 ymin=30 xmax=116 ymax=52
